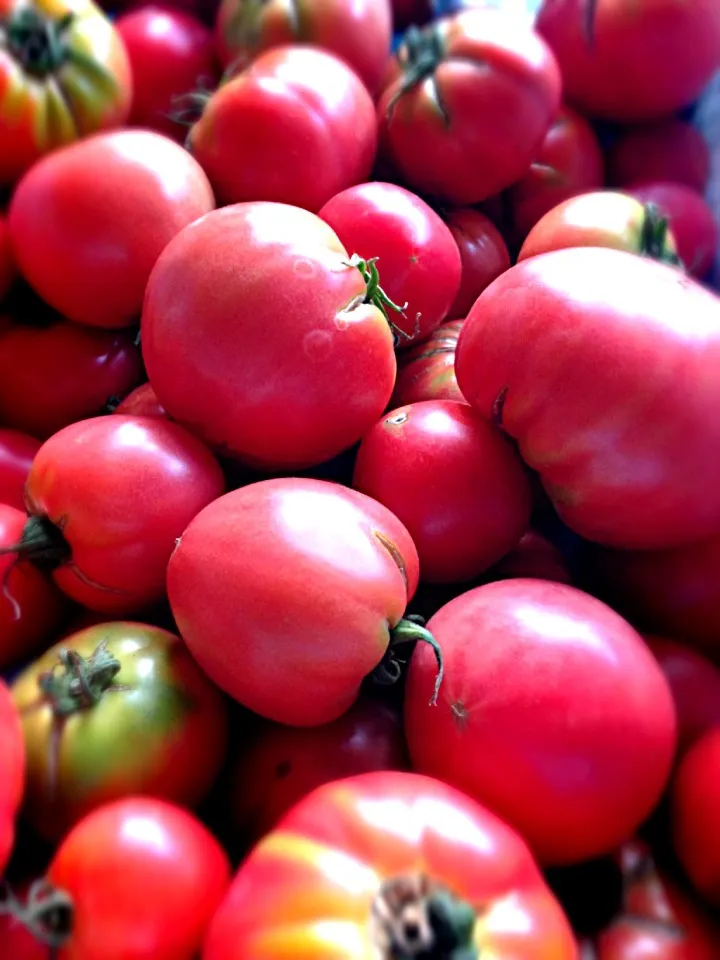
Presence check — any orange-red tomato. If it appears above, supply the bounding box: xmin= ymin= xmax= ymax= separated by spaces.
xmin=113 ymin=382 xmax=168 ymax=419
xmin=391 ymin=318 xmax=466 ymax=407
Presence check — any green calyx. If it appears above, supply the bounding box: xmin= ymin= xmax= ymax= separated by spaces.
xmin=5 ymin=8 xmax=75 ymax=77
xmin=372 ymin=615 xmax=444 ymax=705
xmin=347 ymin=255 xmax=415 ymax=347
xmin=0 ymin=514 xmax=70 ymax=570
xmin=639 ymin=203 xmax=684 ymax=268
xmin=386 ymin=23 xmax=448 ymax=124
xmin=38 ymin=640 xmax=123 ymax=717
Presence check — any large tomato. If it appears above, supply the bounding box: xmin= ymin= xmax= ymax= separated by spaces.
xmin=0 ymin=678 xmax=24 ymax=874
xmin=443 ymin=209 xmax=510 ymax=320
xmin=455 ymin=247 xmax=720 ymax=550
xmin=0 ymin=0 xmax=131 ymax=187
xmin=378 ymin=8 xmax=562 ymax=204
xmin=8 ymin=130 xmax=214 ymax=329
xmin=0 ymin=213 xmax=16 ymax=301
xmin=404 ymin=579 xmax=677 ymax=865
xmin=6 ymin=415 xmax=224 ymax=614
xmin=0 ymin=428 xmax=40 ymax=510
xmin=391 ymin=318 xmax=466 ymax=407
xmin=607 ymin=119 xmax=711 ymax=193
xmin=188 ymin=47 xmax=377 ymax=211
xmin=167 ymin=477 xmax=426 ymax=726
xmin=142 ymin=203 xmax=397 ymax=470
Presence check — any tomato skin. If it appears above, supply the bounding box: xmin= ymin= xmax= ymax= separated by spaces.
xmin=0 ymin=678 xmax=24 ymax=874
xmin=391 ymin=318 xmax=466 ymax=407
xmin=204 ymin=771 xmax=579 ymax=960
xmin=142 ymin=202 xmax=396 ymax=470
xmin=607 ymin=120 xmax=711 ymax=194
xmin=168 ymin=478 xmax=419 ymax=726
xmin=24 ymin=415 xmax=225 ymax=614
xmin=318 ymin=182 xmax=461 ymax=345
xmin=9 ymin=130 xmax=214 ymax=329
xmin=0 ymin=319 xmax=141 ymax=439
xmin=0 ymin=428 xmax=41 ymax=510
xmin=443 ymin=209 xmax=510 ymax=320
xmin=353 ymin=400 xmax=532 ymax=583
xmin=0 ymin=214 xmax=16 ymax=301
xmin=378 ymin=9 xmax=562 ymax=204
xmin=117 ymin=6 xmax=219 ymax=142
xmin=188 ymin=47 xmax=377 ymax=211
xmin=536 ymin=0 xmax=720 ymax=121
xmin=404 ymin=579 xmax=677 ymax=866
xmin=487 ymin=529 xmax=573 ymax=585
xmin=113 ymin=382 xmax=168 ymax=419
xmin=455 ymin=247 xmax=720 ymax=550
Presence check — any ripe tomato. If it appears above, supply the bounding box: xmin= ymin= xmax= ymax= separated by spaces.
xmin=10 ymin=415 xmax=224 ymax=614
xmin=455 ymin=247 xmax=720 ymax=550
xmin=113 ymin=382 xmax=168 ymax=419
xmin=487 ymin=529 xmax=572 ymax=585
xmin=443 ymin=209 xmax=510 ymax=319
xmin=353 ymin=400 xmax=532 ymax=583
xmin=9 ymin=130 xmax=214 ymax=329
xmin=405 ymin=579 xmax=677 ymax=865
xmin=142 ymin=203 xmax=397 ymax=470
xmin=168 ymin=477 xmax=423 ymax=726
xmin=116 ymin=6 xmax=219 ymax=142
xmin=536 ymin=0 xmax=720 ymax=121
xmin=0 ymin=318 xmax=141 ymax=439
xmin=0 ymin=213 xmax=16 ymax=301
xmin=11 ymin=622 xmax=228 ymax=841
xmin=0 ymin=428 xmax=40 ymax=510
xmin=0 ymin=678 xmax=24 ymax=874
xmin=378 ymin=8 xmax=562 ymax=204
xmin=215 ymin=0 xmax=392 ymax=95
xmin=0 ymin=0 xmax=131 ymax=187
xmin=607 ymin=120 xmax=711 ymax=193
xmin=391 ymin=318 xmax=466 ymax=407
xmin=319 ymin=182 xmax=461 ymax=345
xmin=204 ymin=771 xmax=578 ymax=960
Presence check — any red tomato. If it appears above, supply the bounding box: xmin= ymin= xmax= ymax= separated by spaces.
xmin=455 ymin=247 xmax=720 ymax=550
xmin=353 ymin=400 xmax=532 ymax=583
xmin=404 ymin=579 xmax=677 ymax=865
xmin=188 ymin=47 xmax=377 ymax=211
xmin=204 ymin=771 xmax=579 ymax=960
xmin=0 ymin=0 xmax=131 ymax=187
xmin=0 ymin=319 xmax=141 ymax=439
xmin=168 ymin=477 xmax=422 ymax=726
xmin=0 ymin=428 xmax=40 ymax=510
xmin=142 ymin=203 xmax=397 ymax=470
xmin=113 ymin=382 xmax=168 ymax=419
xmin=0 ymin=213 xmax=16 ymax=301
xmin=487 ymin=530 xmax=573 ymax=585
xmin=319 ymin=182 xmax=461 ymax=345
xmin=12 ymin=415 xmax=225 ymax=614
xmin=0 ymin=678 xmax=24 ymax=874
xmin=672 ymin=728 xmax=720 ymax=908
xmin=378 ymin=9 xmax=562 ymax=204
xmin=9 ymin=130 xmax=214 ymax=329
xmin=117 ymin=6 xmax=219 ymax=142
xmin=215 ymin=0 xmax=392 ymax=95
xmin=607 ymin=120 xmax=711 ymax=193
xmin=536 ymin=0 xmax=720 ymax=121
xmin=391 ymin=318 xmax=466 ymax=407
xmin=629 ymin=183 xmax=718 ymax=280
xmin=443 ymin=208 xmax=510 ymax=319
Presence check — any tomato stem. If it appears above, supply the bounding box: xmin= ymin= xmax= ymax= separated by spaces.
xmin=0 ymin=514 xmax=71 ymax=569
xmin=386 ymin=24 xmax=446 ymax=120
xmin=639 ymin=203 xmax=683 ymax=269
xmin=0 ymin=879 xmax=73 ymax=948
xmin=372 ymin=615 xmax=444 ymax=705
xmin=38 ymin=639 xmax=125 ymax=717
xmin=4 ymin=8 xmax=74 ymax=77
xmin=347 ymin=255 xmax=416 ymax=346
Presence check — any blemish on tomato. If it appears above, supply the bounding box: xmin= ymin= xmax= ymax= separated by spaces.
xmin=373 ymin=530 xmax=408 ymax=592
xmin=451 ymin=701 xmax=468 ymax=729
xmin=385 ymin=411 xmax=409 ymax=427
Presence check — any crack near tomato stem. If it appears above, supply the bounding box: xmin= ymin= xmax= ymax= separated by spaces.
xmin=491 ymin=386 xmax=508 ymax=429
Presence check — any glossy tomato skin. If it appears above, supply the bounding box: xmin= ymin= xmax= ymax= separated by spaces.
xmin=204 ymin=771 xmax=579 ymax=960
xmin=443 ymin=209 xmax=510 ymax=319
xmin=536 ymin=0 xmax=720 ymax=121
xmin=0 ymin=214 xmax=16 ymax=301
xmin=46 ymin=797 xmax=230 ymax=960
xmin=0 ymin=0 xmax=131 ymax=187
xmin=113 ymin=382 xmax=168 ymax=419
xmin=168 ymin=478 xmax=419 ymax=726
xmin=24 ymin=415 xmax=225 ymax=614
xmin=0 ymin=319 xmax=141 ymax=439
xmin=487 ymin=529 xmax=572 ymax=585
xmin=378 ymin=9 xmax=562 ymax=204
xmin=9 ymin=130 xmax=214 ymax=329
xmin=188 ymin=47 xmax=376 ymax=211
xmin=319 ymin=182 xmax=461 ymax=345
xmin=0 ymin=428 xmax=40 ymax=510
xmin=0 ymin=679 xmax=24 ymax=874
xmin=117 ymin=6 xmax=219 ymax=142
xmin=455 ymin=247 xmax=720 ymax=550
xmin=404 ymin=580 xmax=677 ymax=865
xmin=353 ymin=400 xmax=532 ymax=583
xmin=607 ymin=120 xmax=711 ymax=193
xmin=142 ymin=203 xmax=396 ymax=470
xmin=215 ymin=0 xmax=392 ymax=95
xmin=391 ymin=318 xmax=465 ymax=407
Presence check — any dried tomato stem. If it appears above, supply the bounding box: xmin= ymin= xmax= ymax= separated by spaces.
xmin=0 ymin=514 xmax=70 ymax=569
xmin=38 ymin=640 xmax=123 ymax=717
xmin=0 ymin=879 xmax=73 ymax=949
xmin=639 ymin=203 xmax=683 ymax=268
xmin=371 ymin=615 xmax=444 ymax=704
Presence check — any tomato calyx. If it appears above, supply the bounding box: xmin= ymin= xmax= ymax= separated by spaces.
xmin=372 ymin=614 xmax=444 ymax=705
xmin=0 ymin=514 xmax=70 ymax=570
xmin=346 ymin=255 xmax=417 ymax=346
xmin=4 ymin=8 xmax=75 ymax=77
xmin=370 ymin=873 xmax=478 ymax=960
xmin=38 ymin=639 xmax=127 ymax=717
xmin=386 ymin=24 xmax=449 ymax=126
xmin=0 ymin=879 xmax=73 ymax=949
xmin=639 ymin=203 xmax=683 ymax=268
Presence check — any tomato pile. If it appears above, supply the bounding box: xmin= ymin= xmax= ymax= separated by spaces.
xmin=1 ymin=0 xmax=720 ymax=956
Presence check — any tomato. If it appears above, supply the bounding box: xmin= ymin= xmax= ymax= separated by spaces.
xmin=629 ymin=183 xmax=718 ymax=280
xmin=487 ymin=530 xmax=573 ymax=585
xmin=404 ymin=579 xmax=677 ymax=865
xmin=391 ymin=318 xmax=466 ymax=407
xmin=0 ymin=678 xmax=24 ymax=874
xmin=443 ymin=209 xmax=510 ymax=320
xmin=0 ymin=213 xmax=16 ymax=302
xmin=0 ymin=0 xmax=131 ymax=187
xmin=8 ymin=130 xmax=214 ymax=330
xmin=116 ymin=6 xmax=219 ymax=142
xmin=517 ymin=191 xmax=681 ymax=265
xmin=0 ymin=428 xmax=40 ymax=510
xmin=319 ymin=182 xmax=461 ymax=345
xmin=113 ymin=382 xmax=168 ymax=419
xmin=455 ymin=247 xmax=720 ymax=550
xmin=0 ymin=318 xmax=141 ymax=439
xmin=204 ymin=771 xmax=578 ymax=960
xmin=215 ymin=0 xmax=392 ymax=95
xmin=378 ymin=8 xmax=562 ymax=204
xmin=142 ymin=202 xmax=397 ymax=470
xmin=536 ymin=0 xmax=720 ymax=121
xmin=672 ymin=727 xmax=720 ymax=908
xmin=607 ymin=120 xmax=711 ymax=194
xmin=8 ymin=415 xmax=224 ymax=614
xmin=167 ymin=477 xmax=425 ymax=726
xmin=353 ymin=400 xmax=532 ymax=583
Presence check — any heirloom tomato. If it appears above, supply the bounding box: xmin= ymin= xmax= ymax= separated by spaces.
xmin=0 ymin=678 xmax=24 ymax=874
xmin=0 ymin=427 xmax=40 ymax=510
xmin=443 ymin=209 xmax=510 ymax=320
xmin=391 ymin=318 xmax=465 ymax=407
xmin=113 ymin=382 xmax=167 ymax=419
xmin=0 ymin=214 xmax=15 ymax=301
xmin=607 ymin=120 xmax=711 ymax=193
